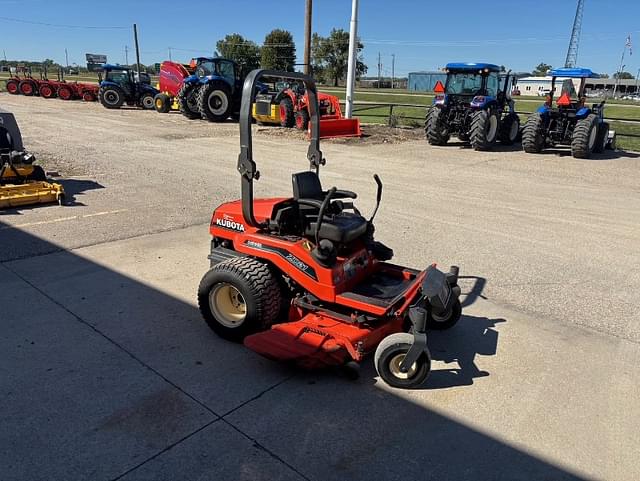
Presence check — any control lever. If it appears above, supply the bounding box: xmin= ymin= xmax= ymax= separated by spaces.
xmin=369 ymin=174 xmax=383 ymax=223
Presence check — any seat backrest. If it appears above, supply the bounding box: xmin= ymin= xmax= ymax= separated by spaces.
xmin=292 ymin=171 xmax=323 ymax=200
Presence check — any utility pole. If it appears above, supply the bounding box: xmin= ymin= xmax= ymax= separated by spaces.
xmin=391 ymin=54 xmax=395 ymax=89
xmin=64 ymin=48 xmax=69 ymax=68
xmin=3 ymin=49 xmax=7 ymax=62
xmin=635 ymin=68 xmax=640 ymax=94
xmin=303 ymin=0 xmax=312 ymax=75
xmin=133 ymin=24 xmax=141 ymax=77
xmin=124 ymin=46 xmax=129 ymax=66
xmin=168 ymin=47 xmax=172 ymax=61
xmin=377 ymin=52 xmax=381 ymax=88
xmin=345 ymin=0 xmax=358 ymax=118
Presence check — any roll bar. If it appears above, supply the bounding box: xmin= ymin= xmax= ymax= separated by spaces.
xmin=237 ymin=70 xmax=324 ymax=228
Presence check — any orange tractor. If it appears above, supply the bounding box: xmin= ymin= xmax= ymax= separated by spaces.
xmin=254 ymin=81 xmax=361 ymax=139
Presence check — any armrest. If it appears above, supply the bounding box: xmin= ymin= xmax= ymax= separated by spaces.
xmin=296 ymin=198 xmax=324 ymax=209
xmin=332 ymin=189 xmax=357 ymax=199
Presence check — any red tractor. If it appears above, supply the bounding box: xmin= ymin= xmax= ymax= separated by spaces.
xmin=196 ymin=70 xmax=461 ymax=388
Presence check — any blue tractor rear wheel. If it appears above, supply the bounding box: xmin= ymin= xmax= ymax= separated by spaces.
xmin=571 ymin=114 xmax=598 ymax=159
xmin=198 ymin=81 xmax=232 ymax=122
xmin=522 ymin=112 xmax=546 ymax=153
xmin=470 ymin=110 xmax=499 ymax=151
xmin=425 ymin=107 xmax=449 ymax=145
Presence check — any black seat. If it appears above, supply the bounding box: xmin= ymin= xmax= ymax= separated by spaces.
xmin=292 ymin=171 xmax=368 ymax=244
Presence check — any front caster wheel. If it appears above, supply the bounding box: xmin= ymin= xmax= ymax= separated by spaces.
xmin=374 ymin=333 xmax=431 ymax=388
xmin=427 ymin=299 xmax=462 ymax=330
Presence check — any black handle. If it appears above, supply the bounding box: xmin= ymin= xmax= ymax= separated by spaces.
xmin=369 ymin=174 xmax=383 ymax=223
xmin=315 ymin=187 xmax=336 ymax=246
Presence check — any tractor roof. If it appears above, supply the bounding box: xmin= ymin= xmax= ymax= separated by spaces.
xmin=445 ymin=62 xmax=502 ymax=73
xmin=549 ymin=67 xmax=596 ymax=78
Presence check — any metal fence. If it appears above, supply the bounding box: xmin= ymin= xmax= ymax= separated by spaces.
xmin=347 ymin=101 xmax=640 ymax=139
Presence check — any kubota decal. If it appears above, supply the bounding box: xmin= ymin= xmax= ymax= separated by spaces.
xmin=213 ymin=216 xmax=245 ymax=232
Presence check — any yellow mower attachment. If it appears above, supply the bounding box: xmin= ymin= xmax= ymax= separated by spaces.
xmin=0 ymin=108 xmax=66 ymax=209
xmin=0 ymin=181 xmax=65 ymax=208
xmin=252 ymin=93 xmax=281 ymax=125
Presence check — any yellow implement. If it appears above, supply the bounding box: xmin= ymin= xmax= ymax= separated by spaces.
xmin=0 ymin=181 xmax=65 ymax=208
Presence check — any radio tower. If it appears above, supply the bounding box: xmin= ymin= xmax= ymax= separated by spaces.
xmin=564 ymin=0 xmax=585 ymax=68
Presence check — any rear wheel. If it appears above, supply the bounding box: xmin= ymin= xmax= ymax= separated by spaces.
xmin=29 ymin=165 xmax=47 ymax=181
xmin=39 ymin=84 xmax=55 ymax=98
xmin=154 ymin=93 xmax=171 ymax=113
xmin=198 ymin=81 xmax=232 ymax=122
xmin=99 ymin=86 xmax=124 ymax=108
xmin=470 ymin=110 xmax=499 ymax=151
xmin=279 ymin=97 xmax=295 ymax=128
xmin=178 ymin=82 xmax=201 ymax=119
xmin=498 ymin=113 xmax=520 ymax=145
xmin=57 ymin=86 xmax=74 ymax=101
xmin=374 ymin=333 xmax=431 ymax=389
xmin=197 ymin=257 xmax=282 ymax=342
xmin=571 ymin=113 xmax=598 ymax=159
xmin=522 ymin=112 xmax=546 ymax=153
xmin=18 ymin=80 xmax=36 ymax=96
xmin=5 ymin=79 xmax=19 ymax=94
xmin=425 ymin=107 xmax=449 ymax=145
xmin=593 ymin=121 xmax=609 ymax=154
xmin=139 ymin=92 xmax=155 ymax=110
xmin=295 ymin=109 xmax=310 ymax=131
xmin=82 ymin=91 xmax=96 ymax=102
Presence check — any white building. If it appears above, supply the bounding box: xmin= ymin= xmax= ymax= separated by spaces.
xmin=517 ymin=76 xmax=639 ymax=96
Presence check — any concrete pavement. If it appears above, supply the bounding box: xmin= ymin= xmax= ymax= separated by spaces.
xmin=2 ymin=223 xmax=638 ymax=480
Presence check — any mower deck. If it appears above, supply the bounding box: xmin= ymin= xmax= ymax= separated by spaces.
xmin=0 ymin=181 xmax=65 ymax=208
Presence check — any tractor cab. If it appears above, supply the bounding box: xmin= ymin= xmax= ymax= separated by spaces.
xmin=439 ymin=63 xmax=503 ymax=103
xmin=102 ymin=65 xmax=136 ymax=93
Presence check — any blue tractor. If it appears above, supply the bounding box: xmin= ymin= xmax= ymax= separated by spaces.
xmin=99 ymin=65 xmax=159 ymax=110
xmin=425 ymin=63 xmax=520 ymax=151
xmin=522 ymin=68 xmax=616 ymax=158
xmin=177 ymin=57 xmax=244 ymax=121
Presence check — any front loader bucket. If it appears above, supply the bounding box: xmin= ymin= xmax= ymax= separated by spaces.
xmin=310 ymin=117 xmax=362 ymax=139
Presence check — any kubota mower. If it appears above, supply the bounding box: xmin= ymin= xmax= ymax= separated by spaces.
xmin=197 ymin=70 xmax=461 ymax=388
xmin=0 ymin=109 xmax=65 ymax=208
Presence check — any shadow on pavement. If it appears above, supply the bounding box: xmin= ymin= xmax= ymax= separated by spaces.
xmin=0 ymin=221 xmax=593 ymax=481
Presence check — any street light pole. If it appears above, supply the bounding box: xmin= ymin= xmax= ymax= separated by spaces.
xmin=303 ymin=0 xmax=312 ymax=75
xmin=345 ymin=0 xmax=359 ymax=118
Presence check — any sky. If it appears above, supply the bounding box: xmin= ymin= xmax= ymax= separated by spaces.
xmin=1 ymin=0 xmax=639 ymax=77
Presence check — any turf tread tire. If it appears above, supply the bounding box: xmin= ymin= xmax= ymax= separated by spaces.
xmin=197 ymin=257 xmax=282 ymax=342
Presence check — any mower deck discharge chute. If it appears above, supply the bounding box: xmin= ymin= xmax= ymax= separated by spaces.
xmin=197 ymin=70 xmax=460 ymax=388
xmin=0 ymin=109 xmax=65 ymax=209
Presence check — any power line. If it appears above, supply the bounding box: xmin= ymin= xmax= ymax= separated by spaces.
xmin=0 ymin=15 xmax=128 ymax=29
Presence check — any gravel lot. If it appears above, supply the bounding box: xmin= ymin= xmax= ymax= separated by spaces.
xmin=1 ymin=94 xmax=639 ymax=481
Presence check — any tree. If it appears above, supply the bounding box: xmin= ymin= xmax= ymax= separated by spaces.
xmin=598 ymin=73 xmax=610 ymax=79
xmin=532 ymin=63 xmax=552 ymax=76
xmin=216 ymin=33 xmax=261 ymax=71
xmin=261 ymin=29 xmax=296 ymax=71
xmin=614 ymin=71 xmax=634 ymax=79
xmin=311 ymin=29 xmax=367 ymax=86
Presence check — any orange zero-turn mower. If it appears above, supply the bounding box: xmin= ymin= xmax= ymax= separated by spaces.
xmin=197 ymin=70 xmax=461 ymax=388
